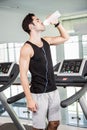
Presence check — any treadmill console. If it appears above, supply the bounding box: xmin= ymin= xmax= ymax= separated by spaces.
xmin=0 ymin=62 xmax=15 ymax=77
xmin=0 ymin=62 xmax=19 ymax=91
xmin=59 ymin=59 xmax=83 ymax=75
xmin=54 ymin=59 xmax=87 ymax=86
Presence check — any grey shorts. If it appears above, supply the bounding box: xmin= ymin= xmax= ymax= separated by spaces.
xmin=31 ymin=89 xmax=61 ymax=129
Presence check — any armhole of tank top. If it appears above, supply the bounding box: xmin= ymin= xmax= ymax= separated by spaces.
xmin=41 ymin=38 xmax=49 ymax=46
xmin=25 ymin=41 xmax=35 ymax=59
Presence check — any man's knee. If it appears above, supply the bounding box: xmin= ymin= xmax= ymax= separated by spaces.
xmin=48 ymin=120 xmax=60 ymax=129
xmin=33 ymin=127 xmax=43 ymax=130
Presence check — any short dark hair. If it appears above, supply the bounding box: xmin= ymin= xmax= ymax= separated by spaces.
xmin=22 ymin=13 xmax=35 ymax=34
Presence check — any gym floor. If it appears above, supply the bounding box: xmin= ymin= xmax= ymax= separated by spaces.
xmin=0 ymin=117 xmax=86 ymax=130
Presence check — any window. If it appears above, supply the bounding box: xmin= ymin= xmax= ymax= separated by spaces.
xmin=0 ymin=43 xmax=8 ymax=62
xmin=0 ymin=42 xmax=23 ymax=63
xmin=82 ymin=35 xmax=87 ymax=58
xmin=64 ymin=36 xmax=79 ymax=59
xmin=50 ymin=45 xmax=57 ymax=65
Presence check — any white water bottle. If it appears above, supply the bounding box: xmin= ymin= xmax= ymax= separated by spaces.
xmin=43 ymin=10 xmax=61 ymax=26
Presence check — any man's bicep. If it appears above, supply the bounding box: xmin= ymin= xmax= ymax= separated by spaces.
xmin=19 ymin=49 xmax=30 ymax=76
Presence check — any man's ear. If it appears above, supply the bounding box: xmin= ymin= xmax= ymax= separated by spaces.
xmin=29 ymin=24 xmax=34 ymax=31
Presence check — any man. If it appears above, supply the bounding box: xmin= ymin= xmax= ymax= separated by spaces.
xmin=19 ymin=13 xmax=69 ymax=130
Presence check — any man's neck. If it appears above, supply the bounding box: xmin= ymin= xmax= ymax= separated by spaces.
xmin=29 ymin=31 xmax=42 ymax=44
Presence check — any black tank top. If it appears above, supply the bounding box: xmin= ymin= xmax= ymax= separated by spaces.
xmin=26 ymin=38 xmax=57 ymax=93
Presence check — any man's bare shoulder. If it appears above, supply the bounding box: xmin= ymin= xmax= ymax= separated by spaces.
xmin=20 ymin=42 xmax=34 ymax=58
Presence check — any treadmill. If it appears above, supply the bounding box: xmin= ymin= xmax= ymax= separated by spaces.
xmin=0 ymin=62 xmax=32 ymax=130
xmin=54 ymin=58 xmax=87 ymax=119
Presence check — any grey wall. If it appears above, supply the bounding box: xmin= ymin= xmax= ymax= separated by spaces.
xmin=0 ymin=8 xmax=27 ymax=43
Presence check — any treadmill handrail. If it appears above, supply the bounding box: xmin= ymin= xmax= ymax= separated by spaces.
xmin=61 ymin=83 xmax=87 ymax=108
xmin=7 ymin=92 xmax=25 ymax=104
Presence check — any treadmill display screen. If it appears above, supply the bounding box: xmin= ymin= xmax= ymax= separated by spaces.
xmin=0 ymin=62 xmax=14 ymax=76
xmin=60 ymin=59 xmax=82 ymax=73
